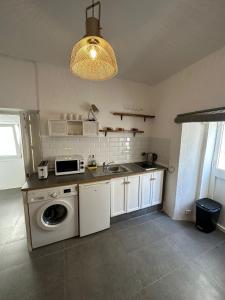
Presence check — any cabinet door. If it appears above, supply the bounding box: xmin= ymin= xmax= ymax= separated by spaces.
xmin=141 ymin=174 xmax=152 ymax=208
xmin=48 ymin=120 xmax=67 ymax=136
xmin=111 ymin=177 xmax=126 ymax=216
xmin=126 ymin=175 xmax=140 ymax=212
xmin=151 ymin=170 xmax=164 ymax=206
xmin=79 ymin=181 xmax=111 ymax=237
xmin=83 ymin=121 xmax=98 ymax=136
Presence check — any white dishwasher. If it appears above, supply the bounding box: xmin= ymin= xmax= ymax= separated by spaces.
xmin=79 ymin=180 xmax=111 ymax=237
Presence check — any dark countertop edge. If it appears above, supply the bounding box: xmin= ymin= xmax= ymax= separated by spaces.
xmin=21 ymin=163 xmax=167 ymax=192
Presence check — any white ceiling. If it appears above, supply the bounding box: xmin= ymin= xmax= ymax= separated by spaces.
xmin=0 ymin=0 xmax=225 ymax=85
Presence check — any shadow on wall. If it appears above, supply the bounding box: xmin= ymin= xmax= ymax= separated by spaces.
xmin=148 ymin=137 xmax=171 ymax=166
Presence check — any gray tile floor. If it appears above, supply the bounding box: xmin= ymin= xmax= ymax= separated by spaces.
xmin=1 ymin=189 xmax=225 ymax=300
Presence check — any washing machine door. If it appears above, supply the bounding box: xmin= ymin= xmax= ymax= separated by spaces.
xmin=37 ymin=200 xmax=73 ymax=230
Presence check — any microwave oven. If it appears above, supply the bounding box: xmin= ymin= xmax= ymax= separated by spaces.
xmin=55 ymin=155 xmax=85 ymax=176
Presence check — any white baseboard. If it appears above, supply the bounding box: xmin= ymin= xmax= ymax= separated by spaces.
xmin=217 ymin=223 xmax=225 ymax=233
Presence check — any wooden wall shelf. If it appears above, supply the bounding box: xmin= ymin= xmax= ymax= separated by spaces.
xmin=112 ymin=112 xmax=155 ymax=122
xmin=99 ymin=129 xmax=144 ymax=137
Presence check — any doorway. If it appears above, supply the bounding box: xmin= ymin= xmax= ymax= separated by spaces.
xmin=0 ymin=113 xmax=25 ymax=190
xmin=0 ymin=112 xmax=26 ymax=245
xmin=175 ymin=121 xmax=225 ymax=228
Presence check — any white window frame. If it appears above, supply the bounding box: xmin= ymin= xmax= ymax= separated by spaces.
xmin=0 ymin=123 xmax=22 ymax=160
xmin=211 ymin=122 xmax=225 ymax=180
xmin=216 ymin=122 xmax=225 ymax=169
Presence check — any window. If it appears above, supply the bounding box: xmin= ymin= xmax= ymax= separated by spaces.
xmin=0 ymin=124 xmax=21 ymax=159
xmin=217 ymin=123 xmax=225 ymax=170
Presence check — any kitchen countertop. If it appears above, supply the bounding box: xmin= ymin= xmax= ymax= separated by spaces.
xmin=21 ymin=162 xmax=167 ymax=192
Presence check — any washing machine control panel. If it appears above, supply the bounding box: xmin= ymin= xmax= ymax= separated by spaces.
xmin=27 ymin=185 xmax=78 ymax=203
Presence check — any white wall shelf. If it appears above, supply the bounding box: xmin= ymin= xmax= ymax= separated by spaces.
xmin=48 ymin=120 xmax=99 ymax=137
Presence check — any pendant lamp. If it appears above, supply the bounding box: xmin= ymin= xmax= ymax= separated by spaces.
xmin=70 ymin=1 xmax=118 ymax=81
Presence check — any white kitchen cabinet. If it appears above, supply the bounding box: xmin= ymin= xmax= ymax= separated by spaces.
xmin=48 ymin=120 xmax=98 ymax=136
xmin=151 ymin=170 xmax=164 ymax=205
xmin=111 ymin=175 xmax=141 ymax=216
xmin=83 ymin=121 xmax=99 ymax=136
xmin=126 ymin=175 xmax=141 ymax=212
xmin=48 ymin=120 xmax=67 ymax=136
xmin=141 ymin=173 xmax=152 ymax=208
xmin=141 ymin=170 xmax=164 ymax=208
xmin=79 ymin=180 xmax=111 ymax=237
xmin=111 ymin=177 xmax=126 ymax=217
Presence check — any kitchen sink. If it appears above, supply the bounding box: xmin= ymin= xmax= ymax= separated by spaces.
xmin=92 ymin=164 xmax=131 ymax=177
xmin=134 ymin=161 xmax=158 ymax=170
xmin=106 ymin=165 xmax=130 ymax=173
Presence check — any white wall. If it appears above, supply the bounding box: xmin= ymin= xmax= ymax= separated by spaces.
xmin=175 ymin=123 xmax=206 ymax=220
xmin=0 ymin=55 xmax=155 ymax=136
xmin=36 ymin=62 xmax=154 ymax=137
xmin=0 ymin=56 xmax=37 ymax=110
xmin=37 ymin=62 xmax=166 ymax=167
xmin=151 ymin=46 xmax=225 ymax=218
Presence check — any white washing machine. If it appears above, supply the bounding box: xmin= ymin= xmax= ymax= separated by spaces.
xmin=27 ymin=185 xmax=79 ymax=249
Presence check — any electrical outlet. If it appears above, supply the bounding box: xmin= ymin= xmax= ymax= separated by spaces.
xmin=185 ymin=209 xmax=192 ymax=215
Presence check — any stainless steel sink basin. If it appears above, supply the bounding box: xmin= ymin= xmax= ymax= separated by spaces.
xmin=92 ymin=164 xmax=131 ymax=177
xmin=106 ymin=165 xmax=130 ymax=173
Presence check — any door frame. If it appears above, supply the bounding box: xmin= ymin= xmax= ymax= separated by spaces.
xmin=209 ymin=122 xmax=225 ymax=198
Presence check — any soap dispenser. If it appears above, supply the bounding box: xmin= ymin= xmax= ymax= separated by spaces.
xmin=87 ymin=155 xmax=97 ymax=170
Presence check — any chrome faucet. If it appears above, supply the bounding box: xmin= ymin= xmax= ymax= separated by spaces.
xmin=103 ymin=161 xmax=114 ymax=170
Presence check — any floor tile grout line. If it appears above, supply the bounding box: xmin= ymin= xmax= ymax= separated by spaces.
xmin=111 ymin=215 xmax=164 ymax=233
xmin=168 ymin=229 xmax=225 ymax=258
xmin=135 ymin=240 xmax=225 ymax=298
xmin=111 ymin=212 xmax=169 ymax=233
xmin=126 ymin=232 xmax=168 ymax=256
xmin=124 ymin=222 xmax=196 ymax=256
xmin=192 ymin=238 xmax=225 ymax=293
xmin=133 ymin=260 xmax=189 ymax=297
xmin=128 ymin=231 xmax=225 ymax=297
xmin=194 ymin=238 xmax=225 ymax=260
xmin=132 ymin=238 xmax=225 ymax=299
xmin=63 ymin=248 xmax=66 ymax=300
xmin=0 ymin=246 xmax=66 ymax=274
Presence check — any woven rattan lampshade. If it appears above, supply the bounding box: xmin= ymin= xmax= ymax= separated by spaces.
xmin=70 ymin=36 xmax=118 ymax=80
xmin=70 ymin=1 xmax=118 ymax=81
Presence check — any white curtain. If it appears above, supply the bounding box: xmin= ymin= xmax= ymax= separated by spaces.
xmin=20 ymin=110 xmax=42 ymax=177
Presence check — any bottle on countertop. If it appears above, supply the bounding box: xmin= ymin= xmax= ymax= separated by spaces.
xmin=87 ymin=155 xmax=97 ymax=170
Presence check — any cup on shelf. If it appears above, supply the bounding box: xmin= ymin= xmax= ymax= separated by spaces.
xmin=68 ymin=113 xmax=74 ymax=120
xmin=73 ymin=113 xmax=77 ymax=120
xmin=78 ymin=114 xmax=83 ymax=121
xmin=61 ymin=113 xmax=67 ymax=120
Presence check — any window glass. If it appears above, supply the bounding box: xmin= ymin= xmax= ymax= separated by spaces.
xmin=217 ymin=124 xmax=225 ymax=170
xmin=0 ymin=125 xmax=18 ymax=157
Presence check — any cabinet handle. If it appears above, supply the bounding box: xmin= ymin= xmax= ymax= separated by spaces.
xmin=125 ymin=181 xmax=130 ymax=184
xmin=150 ymin=178 xmax=156 ymax=181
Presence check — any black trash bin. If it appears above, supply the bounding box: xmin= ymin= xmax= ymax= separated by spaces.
xmin=196 ymin=198 xmax=222 ymax=233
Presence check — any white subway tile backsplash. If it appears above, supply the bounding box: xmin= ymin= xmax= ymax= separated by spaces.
xmin=41 ymin=136 xmax=156 ymax=166
xmin=41 ymin=135 xmax=170 ymax=168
